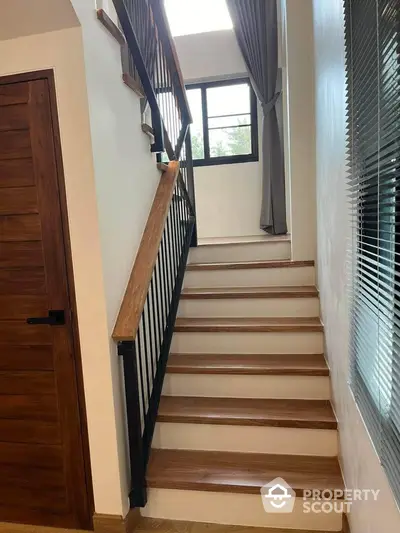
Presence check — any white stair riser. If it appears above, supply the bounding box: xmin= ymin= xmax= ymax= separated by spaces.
xmin=153 ymin=423 xmax=338 ymax=456
xmin=189 ymin=241 xmax=291 ymax=264
xmin=171 ymin=331 xmax=324 ymax=354
xmin=178 ymin=297 xmax=319 ymax=318
xmin=184 ymin=266 xmax=315 ymax=289
xmin=142 ymin=489 xmax=343 ymax=531
xmin=163 ymin=374 xmax=331 ymax=400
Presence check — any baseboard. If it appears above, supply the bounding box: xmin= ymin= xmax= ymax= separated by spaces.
xmin=94 ymin=509 xmax=141 ymax=533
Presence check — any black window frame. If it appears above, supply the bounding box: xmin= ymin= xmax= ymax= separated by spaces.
xmin=186 ymin=78 xmax=259 ymax=167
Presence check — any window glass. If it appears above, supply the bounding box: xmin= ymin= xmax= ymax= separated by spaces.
xmin=186 ymin=80 xmax=258 ymax=165
xmin=206 ymin=84 xmax=251 ymax=117
xmin=187 ymin=88 xmax=204 ymax=160
xmin=209 ymin=126 xmax=252 ymax=157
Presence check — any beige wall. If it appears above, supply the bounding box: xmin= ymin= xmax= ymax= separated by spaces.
xmin=282 ymin=0 xmax=317 ymax=261
xmin=0 ymin=0 xmax=161 ymax=516
xmin=194 ymin=161 xmax=264 ymax=239
xmin=0 ymin=26 xmax=126 ymax=515
xmin=174 ymin=29 xmax=292 ymax=241
xmin=71 ymin=0 xmax=161 ymax=516
xmin=313 ymin=0 xmax=400 ymax=530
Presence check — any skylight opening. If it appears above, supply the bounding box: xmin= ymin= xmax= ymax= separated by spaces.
xmin=164 ymin=0 xmax=233 ymax=37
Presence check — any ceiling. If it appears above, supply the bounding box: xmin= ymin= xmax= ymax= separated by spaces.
xmin=0 ymin=0 xmax=79 ymax=41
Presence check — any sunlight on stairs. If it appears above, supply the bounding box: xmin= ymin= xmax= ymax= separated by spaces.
xmin=141 ymin=239 xmax=345 ymax=533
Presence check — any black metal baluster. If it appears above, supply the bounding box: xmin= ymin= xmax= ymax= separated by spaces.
xmin=145 ymin=288 xmax=155 ymax=380
xmin=166 ymin=213 xmax=175 ymax=300
xmin=160 ymin=232 xmax=169 ymax=331
xmin=138 ymin=319 xmax=151 ymax=413
xmin=149 ymin=276 xmax=159 ymax=373
xmin=171 ymin=187 xmax=180 ymax=280
xmin=154 ymin=256 xmax=164 ymax=359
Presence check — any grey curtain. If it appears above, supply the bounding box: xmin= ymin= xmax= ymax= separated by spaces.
xmin=226 ymin=0 xmax=287 ymax=235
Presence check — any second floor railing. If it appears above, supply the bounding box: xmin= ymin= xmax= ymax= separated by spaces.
xmin=113 ymin=0 xmax=192 ymax=158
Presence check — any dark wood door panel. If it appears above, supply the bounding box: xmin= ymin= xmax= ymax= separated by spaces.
xmin=0 ymin=130 xmax=31 ymax=160
xmin=0 ymin=441 xmax=63 ymax=469
xmin=0 ymin=505 xmax=75 ymax=530
xmin=0 ymin=267 xmax=46 ymax=294
xmin=0 ymin=104 xmax=29 ymax=132
xmin=0 ymin=485 xmax=67 ymax=513
xmin=0 ymin=463 xmax=66 ymax=491
xmin=0 ymin=394 xmax=58 ymax=421
xmin=0 ymin=75 xmax=92 ymax=528
xmin=0 ymin=241 xmax=43 ymax=268
xmin=0 ymin=419 xmax=61 ymax=445
xmin=0 ymin=214 xmax=41 ymax=241
xmin=0 ymin=186 xmax=38 ymax=215
xmin=0 ymin=371 xmax=55 ymax=395
xmin=0 ymin=321 xmax=52 ymax=344
xmin=0 ymin=84 xmax=29 ymax=106
xmin=0 ymin=295 xmax=47 ymax=320
xmin=0 ymin=345 xmax=53 ymax=371
xmin=0 ymin=158 xmax=35 ymax=188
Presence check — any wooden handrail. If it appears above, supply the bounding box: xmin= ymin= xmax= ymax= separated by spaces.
xmin=113 ymin=161 xmax=180 ymax=341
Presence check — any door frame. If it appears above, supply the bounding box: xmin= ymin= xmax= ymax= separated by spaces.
xmin=0 ymin=69 xmax=94 ymax=527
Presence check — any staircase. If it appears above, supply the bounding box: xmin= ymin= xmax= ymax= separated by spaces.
xmin=140 ymin=238 xmax=345 ymax=532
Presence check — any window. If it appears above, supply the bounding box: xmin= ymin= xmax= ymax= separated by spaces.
xmin=345 ymin=0 xmax=400 ymax=503
xmin=164 ymin=0 xmax=233 ymax=37
xmin=186 ymin=79 xmax=258 ymax=167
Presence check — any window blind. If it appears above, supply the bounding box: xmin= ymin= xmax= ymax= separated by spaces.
xmin=345 ymin=0 xmax=400 ymax=502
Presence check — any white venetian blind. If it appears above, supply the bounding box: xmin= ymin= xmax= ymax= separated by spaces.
xmin=345 ymin=0 xmax=400 ymax=502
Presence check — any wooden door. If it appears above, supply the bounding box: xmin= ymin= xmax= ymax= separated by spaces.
xmin=0 ymin=75 xmax=92 ymax=529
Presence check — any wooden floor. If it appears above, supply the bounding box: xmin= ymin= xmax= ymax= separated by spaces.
xmin=136 ymin=518 xmax=345 ymax=533
xmin=181 ymin=286 xmax=318 ymax=299
xmin=167 ymin=353 xmax=329 ymax=376
xmin=186 ymin=260 xmax=313 ymax=271
xmin=158 ymin=397 xmax=337 ymax=429
xmin=147 ymin=449 xmax=344 ymax=495
xmin=174 ymin=317 xmax=324 ymax=333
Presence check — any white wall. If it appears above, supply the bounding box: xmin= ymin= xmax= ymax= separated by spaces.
xmin=195 ymin=162 xmax=263 ymax=239
xmin=175 ymin=30 xmax=277 ymax=240
xmin=282 ymin=0 xmax=317 ymax=261
xmin=0 ymin=0 xmax=160 ymax=519
xmin=312 ymin=0 xmax=400 ymax=531
xmin=0 ymin=25 xmax=125 ymax=517
xmin=71 ymin=0 xmax=161 ymax=516
xmin=174 ymin=30 xmax=247 ymax=82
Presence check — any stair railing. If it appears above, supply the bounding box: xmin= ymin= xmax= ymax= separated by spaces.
xmin=110 ymin=0 xmax=196 ymax=508
xmin=112 ymin=0 xmax=192 ymax=158
xmin=113 ymin=162 xmax=195 ymax=507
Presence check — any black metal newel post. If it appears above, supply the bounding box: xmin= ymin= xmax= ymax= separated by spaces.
xmin=118 ymin=340 xmax=148 ymax=507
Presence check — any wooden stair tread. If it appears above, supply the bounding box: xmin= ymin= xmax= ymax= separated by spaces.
xmin=147 ymin=449 xmax=344 ymax=495
xmin=167 ymin=353 xmax=329 ymax=376
xmin=187 ymin=259 xmax=314 ymax=271
xmin=136 ymin=518 xmax=338 ymax=533
xmin=174 ymin=317 xmax=323 ymax=333
xmin=158 ymin=397 xmax=337 ymax=429
xmin=181 ymin=286 xmax=318 ymax=299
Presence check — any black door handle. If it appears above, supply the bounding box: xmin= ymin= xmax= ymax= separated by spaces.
xmin=27 ymin=310 xmax=66 ymax=326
